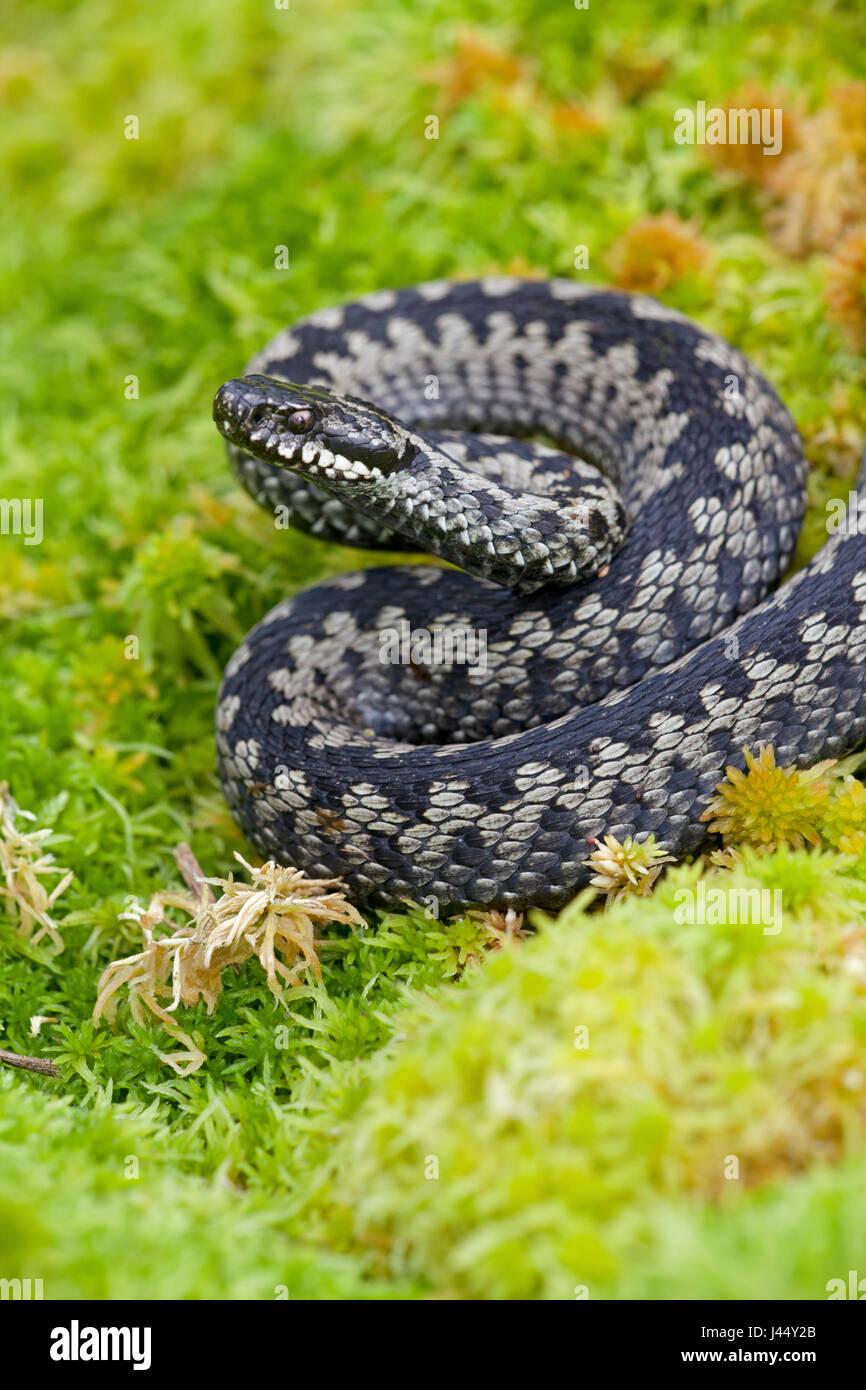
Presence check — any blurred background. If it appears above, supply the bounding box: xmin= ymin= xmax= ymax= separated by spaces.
xmin=0 ymin=0 xmax=865 ymax=1299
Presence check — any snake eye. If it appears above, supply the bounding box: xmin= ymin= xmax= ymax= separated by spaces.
xmin=286 ymin=408 xmax=316 ymax=434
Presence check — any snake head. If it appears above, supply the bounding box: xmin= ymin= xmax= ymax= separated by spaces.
xmin=213 ymin=375 xmax=413 ymax=484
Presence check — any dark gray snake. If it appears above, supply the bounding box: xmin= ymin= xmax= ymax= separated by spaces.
xmin=212 ymin=277 xmax=866 ymax=911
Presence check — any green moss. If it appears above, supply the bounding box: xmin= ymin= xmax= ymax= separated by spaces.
xmin=1 ymin=0 xmax=865 ymax=1299
xmin=0 ymin=1075 xmax=413 ymax=1299
xmin=298 ymin=856 xmax=866 ymax=1298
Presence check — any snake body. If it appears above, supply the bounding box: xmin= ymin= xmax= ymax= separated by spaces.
xmin=213 ymin=278 xmax=866 ymax=910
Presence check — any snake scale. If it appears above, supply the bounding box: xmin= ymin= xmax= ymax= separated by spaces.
xmin=212 ymin=278 xmax=866 ymax=911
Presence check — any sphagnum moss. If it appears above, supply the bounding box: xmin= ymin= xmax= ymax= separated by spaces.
xmin=296 ymin=855 xmax=866 ymax=1299
xmin=2 ymin=0 xmax=866 ymax=1302
xmin=583 ymin=833 xmax=674 ymax=905
xmin=702 ymin=745 xmax=866 ymax=859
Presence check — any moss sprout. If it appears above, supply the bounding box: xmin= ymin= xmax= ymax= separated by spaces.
xmin=701 ymin=746 xmax=836 ymax=852
xmin=583 ymin=833 xmax=675 ymax=905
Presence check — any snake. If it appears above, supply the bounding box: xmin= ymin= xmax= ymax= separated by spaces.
xmin=212 ymin=277 xmax=866 ymax=912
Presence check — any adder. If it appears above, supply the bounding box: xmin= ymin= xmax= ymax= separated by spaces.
xmin=212 ymin=278 xmax=866 ymax=910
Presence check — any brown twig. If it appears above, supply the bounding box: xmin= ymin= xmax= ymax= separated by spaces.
xmin=0 ymin=1048 xmax=60 ymax=1077
xmin=173 ymin=840 xmax=236 ymax=973
xmin=173 ymin=842 xmax=215 ymax=906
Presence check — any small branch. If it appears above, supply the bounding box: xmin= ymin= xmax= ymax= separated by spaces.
xmin=173 ymin=841 xmax=233 ymax=970
xmin=173 ymin=842 xmax=214 ymax=905
xmin=0 ymin=1048 xmax=60 ymax=1077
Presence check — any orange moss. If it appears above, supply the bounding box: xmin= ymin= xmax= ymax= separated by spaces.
xmin=702 ymin=83 xmax=799 ymax=185
xmin=606 ymin=212 xmax=708 ymax=293
xmin=823 ymin=225 xmax=866 ymax=350
xmin=423 ymin=31 xmax=527 ymax=109
xmin=764 ymin=83 xmax=866 ymax=256
xmin=605 ymin=48 xmax=670 ymax=103
xmin=550 ymin=101 xmax=601 ymax=135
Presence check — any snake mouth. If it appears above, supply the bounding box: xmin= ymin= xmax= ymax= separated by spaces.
xmin=224 ymin=425 xmax=388 ymax=484
xmin=283 ymin=441 xmax=387 ymax=482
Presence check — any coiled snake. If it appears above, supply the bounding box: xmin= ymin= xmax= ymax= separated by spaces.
xmin=213 ymin=278 xmax=866 ymax=910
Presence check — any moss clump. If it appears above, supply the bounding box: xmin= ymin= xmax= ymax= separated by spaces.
xmin=824 ymin=228 xmax=866 ymax=352
xmin=584 ymin=833 xmax=674 ymax=905
xmin=605 ymin=212 xmax=709 ymax=294
xmin=0 ymin=1074 xmax=413 ymax=1300
xmin=301 ymin=854 xmax=866 ymax=1299
xmin=702 ymin=747 xmax=866 ymax=862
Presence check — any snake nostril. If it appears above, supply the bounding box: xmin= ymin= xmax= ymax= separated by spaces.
xmin=213 ymin=384 xmax=233 ymax=421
